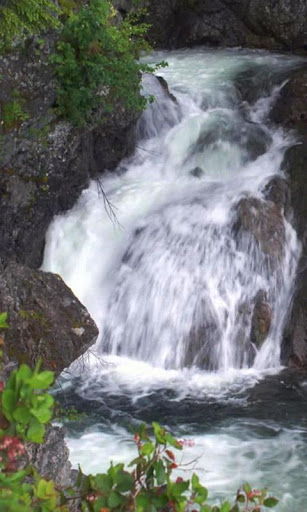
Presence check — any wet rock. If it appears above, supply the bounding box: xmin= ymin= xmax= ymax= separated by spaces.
xmin=251 ymin=290 xmax=272 ymax=349
xmin=233 ymin=197 xmax=286 ymax=264
xmin=282 ymin=269 xmax=307 ymax=369
xmin=274 ymin=68 xmax=307 ymax=369
xmin=190 ymin=115 xmax=271 ymax=164
xmin=184 ymin=310 xmax=221 ymax=371
xmin=233 ymin=301 xmax=256 ymax=367
xmin=270 ymin=68 xmax=307 ymax=133
xmin=0 ymin=261 xmax=98 ymax=375
xmin=281 ymin=144 xmax=307 ymax=368
xmin=190 ymin=166 xmax=203 ymax=178
xmin=156 ymin=75 xmax=178 ymax=103
xmin=263 ymin=176 xmax=291 ymax=218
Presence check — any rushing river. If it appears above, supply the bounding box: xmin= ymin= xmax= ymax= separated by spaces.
xmin=43 ymin=49 xmax=307 ymax=510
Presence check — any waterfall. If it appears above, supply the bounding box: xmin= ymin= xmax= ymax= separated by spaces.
xmin=43 ymin=48 xmax=301 ymax=374
xmin=44 ymin=49 xmax=307 ymax=512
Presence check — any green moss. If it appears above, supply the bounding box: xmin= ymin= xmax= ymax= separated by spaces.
xmin=1 ymin=90 xmax=29 ymax=133
xmin=19 ymin=309 xmax=50 ymax=330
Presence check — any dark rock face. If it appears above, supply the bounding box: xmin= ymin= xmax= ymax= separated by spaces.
xmin=270 ymin=68 xmax=307 ymax=132
xmin=115 ymin=0 xmax=307 ymax=51
xmin=270 ymin=68 xmax=307 ymax=368
xmin=0 ymin=262 xmax=98 ymax=374
xmin=251 ymin=290 xmax=272 ymax=349
xmin=281 ymin=144 xmax=307 ymax=368
xmin=233 ymin=197 xmax=286 ymax=265
xmin=0 ymin=35 xmax=139 ymax=269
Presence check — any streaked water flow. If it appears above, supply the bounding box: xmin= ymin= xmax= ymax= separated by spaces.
xmin=43 ymin=49 xmax=307 ymax=510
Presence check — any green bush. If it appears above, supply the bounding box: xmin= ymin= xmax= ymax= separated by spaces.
xmin=51 ymin=0 xmax=164 ymax=126
xmin=0 ymin=0 xmax=60 ymax=45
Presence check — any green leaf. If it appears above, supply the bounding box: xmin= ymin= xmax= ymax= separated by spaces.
xmin=221 ymin=502 xmax=232 ymax=512
xmin=201 ymin=506 xmax=212 ymax=512
xmin=243 ymin=483 xmax=251 ymax=495
xmin=36 ymin=479 xmax=48 ymax=499
xmin=152 ymin=422 xmax=166 ymax=444
xmin=13 ymin=406 xmax=32 ymax=424
xmin=27 ymin=420 xmax=45 ymax=443
xmin=136 ymin=493 xmax=150 ymax=510
xmin=194 ymin=485 xmax=208 ymax=504
xmin=30 ymin=407 xmax=53 ymax=423
xmin=2 ymin=389 xmax=16 ymax=415
xmin=0 ymin=312 xmax=9 ymax=328
xmin=17 ymin=364 xmax=32 ymax=381
xmin=29 ymin=371 xmax=54 ymax=389
xmin=165 ymin=432 xmax=183 ymax=450
xmin=141 ymin=442 xmax=154 ymax=456
xmin=192 ymin=473 xmax=200 ymax=490
xmin=108 ymin=490 xmax=125 ymax=508
xmin=170 ymin=479 xmax=190 ymax=496
xmin=263 ymin=497 xmax=279 ymax=508
xmin=114 ymin=470 xmax=134 ymax=493
xmin=94 ymin=473 xmax=113 ymax=492
xmin=155 ymin=460 xmax=166 ymax=485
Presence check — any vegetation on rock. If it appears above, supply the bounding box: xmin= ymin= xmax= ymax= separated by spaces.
xmin=51 ymin=0 xmax=164 ymax=125
xmin=0 ymin=0 xmax=60 ymax=46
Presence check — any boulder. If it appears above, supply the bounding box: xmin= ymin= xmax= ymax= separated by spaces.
xmin=270 ymin=68 xmax=307 ymax=133
xmin=233 ymin=197 xmax=286 ymax=265
xmin=183 ymin=305 xmax=222 ymax=370
xmin=263 ymin=176 xmax=291 ymax=218
xmin=250 ymin=290 xmax=272 ymax=349
xmin=0 ymin=262 xmax=98 ymax=375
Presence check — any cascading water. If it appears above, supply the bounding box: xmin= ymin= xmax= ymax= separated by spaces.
xmin=43 ymin=49 xmax=307 ymax=510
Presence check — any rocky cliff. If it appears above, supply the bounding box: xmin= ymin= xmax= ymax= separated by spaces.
xmin=269 ymin=69 xmax=307 ymax=367
xmin=115 ymin=0 xmax=307 ymax=52
xmin=0 ymin=34 xmax=139 ymax=269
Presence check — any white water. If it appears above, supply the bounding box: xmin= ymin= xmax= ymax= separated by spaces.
xmin=43 ymin=48 xmax=307 ymax=510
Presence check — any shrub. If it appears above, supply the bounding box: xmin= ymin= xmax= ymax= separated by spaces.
xmin=51 ymin=0 xmax=165 ymax=126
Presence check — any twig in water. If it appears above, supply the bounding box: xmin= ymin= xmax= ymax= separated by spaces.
xmin=95 ymin=178 xmax=122 ymax=228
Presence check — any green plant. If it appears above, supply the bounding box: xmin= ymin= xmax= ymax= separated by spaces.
xmin=1 ymin=90 xmax=29 ymax=133
xmin=0 ymin=313 xmax=9 ymax=330
xmin=0 ymin=313 xmax=279 ymax=511
xmin=0 ymin=0 xmax=60 ymax=46
xmin=51 ymin=0 xmax=166 ymax=126
xmin=75 ymin=422 xmax=279 ymax=512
